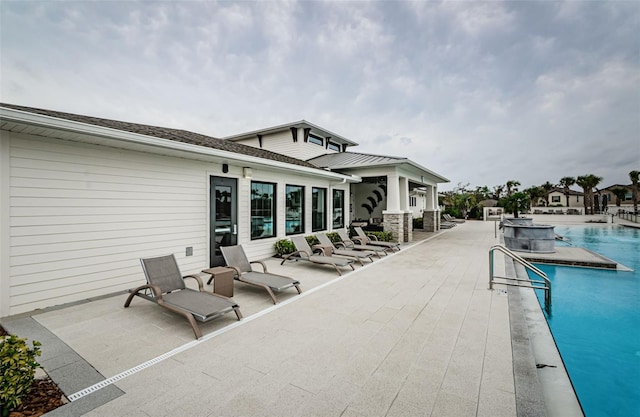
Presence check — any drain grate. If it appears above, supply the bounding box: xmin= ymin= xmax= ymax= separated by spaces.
xmin=66 ymin=269 xmax=349 ymax=401
xmin=65 ymin=248 xmax=409 ymax=403
xmin=67 ymin=339 xmax=200 ymax=401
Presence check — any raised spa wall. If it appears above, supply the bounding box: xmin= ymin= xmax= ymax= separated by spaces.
xmin=502 ymin=218 xmax=556 ymax=253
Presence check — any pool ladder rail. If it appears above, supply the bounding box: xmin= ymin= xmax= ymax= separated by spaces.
xmin=489 ymin=244 xmax=552 ymax=311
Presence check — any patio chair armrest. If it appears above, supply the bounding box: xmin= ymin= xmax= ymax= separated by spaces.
xmin=183 ymin=274 xmax=205 ymax=291
xmin=250 ymin=260 xmax=268 ymax=273
xmin=125 ymin=283 xmax=164 ymax=307
xmin=285 ymin=250 xmax=309 ymax=260
xmin=352 ymin=236 xmax=366 ymax=245
xmin=367 ymin=234 xmax=380 ymax=241
xmin=227 ymin=265 xmax=243 ymax=277
xmin=334 ymin=241 xmax=347 ymax=249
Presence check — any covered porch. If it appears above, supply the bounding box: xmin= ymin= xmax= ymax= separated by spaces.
xmin=350 ymin=172 xmax=442 ymax=242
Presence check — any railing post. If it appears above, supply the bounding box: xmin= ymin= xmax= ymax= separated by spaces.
xmin=489 ymin=244 xmax=552 ymax=310
xmin=489 ymin=248 xmax=494 ymax=290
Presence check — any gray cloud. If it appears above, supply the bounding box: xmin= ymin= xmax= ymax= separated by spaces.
xmin=1 ymin=0 xmax=638 ymax=189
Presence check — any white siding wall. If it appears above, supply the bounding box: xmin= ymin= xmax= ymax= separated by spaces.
xmin=2 ymin=131 xmax=350 ymax=315
xmin=6 ymin=131 xmax=215 ymax=315
xmin=234 ymin=129 xmax=338 ymax=161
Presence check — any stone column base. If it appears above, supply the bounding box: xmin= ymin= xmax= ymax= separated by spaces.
xmin=382 ymin=212 xmax=414 ymax=242
xmin=383 ymin=212 xmax=403 ymax=242
xmin=422 ymin=211 xmax=438 ymax=232
xmin=403 ymin=212 xmax=412 ymax=242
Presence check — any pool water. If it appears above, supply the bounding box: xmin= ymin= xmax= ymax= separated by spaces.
xmin=532 ymin=225 xmax=640 ymax=417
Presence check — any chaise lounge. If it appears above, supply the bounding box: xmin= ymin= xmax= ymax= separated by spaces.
xmin=221 ymin=245 xmax=302 ymax=304
xmin=353 ymin=227 xmax=400 ymax=251
xmin=124 ymin=254 xmax=242 ymax=339
xmin=336 ymin=229 xmax=390 ymax=256
xmin=315 ymin=233 xmax=376 ymax=265
xmin=443 ymin=213 xmax=465 ymax=223
xmin=281 ymin=236 xmax=355 ymax=275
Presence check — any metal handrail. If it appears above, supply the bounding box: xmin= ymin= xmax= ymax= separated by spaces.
xmin=489 ymin=244 xmax=552 ymax=309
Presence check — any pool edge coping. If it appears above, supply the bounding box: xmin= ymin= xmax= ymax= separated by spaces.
xmin=508 ymin=259 xmax=584 ymax=417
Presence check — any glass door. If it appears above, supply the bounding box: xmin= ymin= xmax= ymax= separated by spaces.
xmin=210 ymin=176 xmax=237 ymax=267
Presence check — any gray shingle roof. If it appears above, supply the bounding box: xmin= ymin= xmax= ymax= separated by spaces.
xmin=1 ymin=103 xmax=319 ymax=169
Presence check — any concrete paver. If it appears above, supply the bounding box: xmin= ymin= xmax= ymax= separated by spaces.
xmin=5 ymin=221 xmax=524 ymax=416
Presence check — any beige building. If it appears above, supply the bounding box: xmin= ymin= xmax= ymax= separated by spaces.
xmin=545 ymin=188 xmax=584 ymax=207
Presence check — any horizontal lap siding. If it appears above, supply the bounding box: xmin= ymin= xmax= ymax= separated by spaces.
xmin=8 ymin=133 xmax=209 ymax=314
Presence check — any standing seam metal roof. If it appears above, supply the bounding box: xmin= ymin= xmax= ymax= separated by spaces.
xmin=307 ymin=152 xmax=408 ymax=169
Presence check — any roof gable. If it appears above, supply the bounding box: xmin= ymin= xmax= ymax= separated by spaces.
xmin=223 ymin=120 xmax=358 ymax=147
xmin=308 ymin=152 xmax=449 ymax=183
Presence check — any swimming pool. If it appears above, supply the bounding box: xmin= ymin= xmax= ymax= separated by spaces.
xmin=533 ymin=225 xmax=640 ymax=417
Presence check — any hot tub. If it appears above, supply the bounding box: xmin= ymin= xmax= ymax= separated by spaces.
xmin=503 ymin=221 xmax=555 ymax=253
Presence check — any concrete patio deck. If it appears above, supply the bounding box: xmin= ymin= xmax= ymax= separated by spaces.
xmin=4 ymin=221 xmax=537 ymax=416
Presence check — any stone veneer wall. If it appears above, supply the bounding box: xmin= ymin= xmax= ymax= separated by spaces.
xmin=422 ymin=211 xmax=437 ymax=232
xmin=383 ymin=212 xmax=404 ymax=242
xmin=403 ymin=212 xmax=412 ymax=242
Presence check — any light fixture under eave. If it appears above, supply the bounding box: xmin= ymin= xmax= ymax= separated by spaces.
xmin=243 ymin=167 xmax=253 ymax=179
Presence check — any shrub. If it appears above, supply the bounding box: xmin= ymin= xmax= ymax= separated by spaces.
xmin=273 ymin=239 xmax=295 ymax=257
xmin=365 ymin=231 xmax=394 ymax=242
xmin=413 ymin=217 xmax=423 ymax=229
xmin=326 ymin=232 xmax=340 ymax=243
xmin=1 ymin=335 xmax=42 ymax=414
xmin=305 ymin=235 xmax=319 ymax=246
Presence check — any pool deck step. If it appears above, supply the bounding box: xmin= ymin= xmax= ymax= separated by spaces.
xmin=520 ymin=247 xmax=620 ymax=269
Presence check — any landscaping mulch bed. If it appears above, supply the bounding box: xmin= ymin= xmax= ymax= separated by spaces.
xmin=1 ymin=325 xmax=67 ymax=416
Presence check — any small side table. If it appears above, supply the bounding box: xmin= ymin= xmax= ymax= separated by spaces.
xmin=312 ymin=244 xmax=334 ymax=256
xmin=202 ymin=267 xmax=235 ymax=297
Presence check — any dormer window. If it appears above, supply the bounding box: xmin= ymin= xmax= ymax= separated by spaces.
xmin=308 ymin=134 xmax=323 ymax=146
xmin=327 ymin=142 xmax=340 ymax=152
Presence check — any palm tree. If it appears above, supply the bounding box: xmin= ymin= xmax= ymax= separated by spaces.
xmin=540 ymin=181 xmax=554 ymax=206
xmin=492 ymin=185 xmax=505 ymax=200
xmin=558 ymin=176 xmax=576 ymax=207
xmin=576 ymin=174 xmax=603 ymax=214
xmin=505 ymin=180 xmax=520 ymax=197
xmin=630 ymin=170 xmax=639 ymax=214
xmin=524 ymin=186 xmax=545 ymax=209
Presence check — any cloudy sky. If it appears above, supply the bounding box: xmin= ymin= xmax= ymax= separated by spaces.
xmin=1 ymin=1 xmax=638 ymax=191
